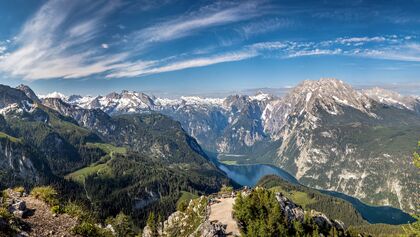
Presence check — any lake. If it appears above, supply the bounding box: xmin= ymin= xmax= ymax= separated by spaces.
xmin=216 ymin=162 xmax=416 ymax=225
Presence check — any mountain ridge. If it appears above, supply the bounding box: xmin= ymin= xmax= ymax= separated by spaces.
xmin=16 ymin=79 xmax=420 ymax=213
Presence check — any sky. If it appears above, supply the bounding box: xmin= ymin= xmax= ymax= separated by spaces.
xmin=0 ymin=0 xmax=419 ymax=97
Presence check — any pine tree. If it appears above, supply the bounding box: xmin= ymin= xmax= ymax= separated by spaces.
xmin=293 ymin=220 xmax=304 ymax=237
xmin=147 ymin=212 xmax=157 ymax=236
xmin=413 ymin=140 xmax=420 ymax=168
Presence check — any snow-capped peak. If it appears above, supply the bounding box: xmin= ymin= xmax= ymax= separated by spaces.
xmin=250 ymin=92 xmax=272 ymax=101
xmin=154 ymin=98 xmax=180 ymax=106
xmin=180 ymin=96 xmax=225 ymax=106
xmin=288 ymin=78 xmax=374 ymax=115
xmin=262 ymin=78 xmax=377 ymax=140
xmin=363 ymin=87 xmax=419 ymax=110
xmin=39 ymin=92 xmax=67 ymax=100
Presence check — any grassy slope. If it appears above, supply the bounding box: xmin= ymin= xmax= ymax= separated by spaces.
xmin=270 ymin=186 xmax=316 ymax=208
xmin=65 ymin=143 xmax=126 ymax=184
xmin=176 ymin=191 xmax=199 ymax=207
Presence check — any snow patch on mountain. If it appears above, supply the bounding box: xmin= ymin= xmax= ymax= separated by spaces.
xmin=39 ymin=92 xmax=67 ymax=100
xmin=180 ymin=96 xmax=225 ymax=106
xmin=363 ymin=87 xmax=419 ymax=111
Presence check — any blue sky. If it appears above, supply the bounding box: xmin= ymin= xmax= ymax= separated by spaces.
xmin=0 ymin=0 xmax=419 ymax=97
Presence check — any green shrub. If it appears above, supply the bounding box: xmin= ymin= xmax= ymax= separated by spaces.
xmin=30 ymin=186 xmax=58 ymax=206
xmin=0 ymin=207 xmax=12 ymax=220
xmin=0 ymin=207 xmax=18 ymax=235
xmin=220 ymin=185 xmax=234 ymax=193
xmin=64 ymin=202 xmax=86 ymax=219
xmin=51 ymin=205 xmax=63 ymax=214
xmin=72 ymin=221 xmax=113 ymax=237
xmin=106 ymin=212 xmax=136 ymax=237
xmin=176 ymin=191 xmax=198 ymax=212
xmin=176 ymin=199 xmax=188 ymax=212
xmin=13 ymin=187 xmax=25 ymax=195
xmin=1 ymin=190 xmax=9 ymax=202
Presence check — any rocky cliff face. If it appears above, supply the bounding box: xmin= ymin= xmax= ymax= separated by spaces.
xmin=275 ymin=193 xmax=345 ymax=232
xmin=262 ymin=79 xmax=419 ymax=213
xmin=0 ymin=138 xmax=40 ymax=189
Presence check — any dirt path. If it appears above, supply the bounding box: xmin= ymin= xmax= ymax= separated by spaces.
xmin=209 ymin=198 xmax=241 ymax=237
xmin=21 ymin=196 xmax=79 ymax=237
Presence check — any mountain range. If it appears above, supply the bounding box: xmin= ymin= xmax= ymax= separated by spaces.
xmin=37 ymin=78 xmax=420 ymax=214
xmin=0 ymin=84 xmax=230 ymax=226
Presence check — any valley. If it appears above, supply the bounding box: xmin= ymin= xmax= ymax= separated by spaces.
xmin=0 ymin=79 xmax=418 ymax=236
xmin=1 ymin=1 xmax=419 ymax=236
xmin=216 ymin=162 xmax=415 ymax=225
xmin=43 ymin=78 xmax=420 ymax=214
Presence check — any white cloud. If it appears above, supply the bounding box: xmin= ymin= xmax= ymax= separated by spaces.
xmin=1 ymin=0 xmax=418 ymax=82
xmin=250 ymin=41 xmax=288 ymax=50
xmin=0 ymin=0 xmax=270 ymax=80
xmin=106 ymin=50 xmax=258 ymax=78
xmin=0 ymin=0 xmax=123 ymax=80
xmin=287 ymin=48 xmax=342 ymax=58
xmin=239 ymin=18 xmax=292 ymax=38
xmin=250 ymin=35 xmax=420 ymax=62
xmin=132 ymin=1 xmax=265 ymax=45
xmin=352 ymin=45 xmax=420 ymax=62
xmin=335 ymin=36 xmax=386 ymax=44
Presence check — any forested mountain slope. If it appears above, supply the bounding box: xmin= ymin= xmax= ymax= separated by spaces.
xmin=0 ymin=84 xmax=230 ymax=228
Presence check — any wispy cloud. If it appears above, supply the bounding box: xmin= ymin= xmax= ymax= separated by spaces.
xmin=0 ymin=0 xmax=270 ymax=80
xmin=106 ymin=50 xmax=257 ymax=78
xmin=287 ymin=48 xmax=343 ymax=58
xmin=250 ymin=35 xmax=420 ymax=62
xmin=132 ymin=1 xmax=267 ymax=45
xmin=334 ymin=36 xmax=387 ymax=45
xmin=1 ymin=0 xmax=418 ymax=82
xmin=125 ymin=0 xmax=174 ymax=12
xmin=238 ymin=17 xmax=292 ymax=39
xmin=0 ymin=0 xmax=124 ymax=80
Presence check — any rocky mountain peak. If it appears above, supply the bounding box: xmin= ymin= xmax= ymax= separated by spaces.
xmin=363 ymin=87 xmax=419 ymax=111
xmin=0 ymin=85 xmax=39 ymax=118
xmin=42 ymin=97 xmax=74 ymax=112
xmin=67 ymin=94 xmax=82 ymax=103
xmin=250 ymin=91 xmax=273 ymax=101
xmin=105 ymin=91 xmax=121 ymax=100
xmin=262 ymin=78 xmax=377 ymax=141
xmin=223 ymin=94 xmax=249 ymax=110
xmin=285 ymin=78 xmax=374 ymax=116
xmin=0 ymin=85 xmax=32 ymax=106
xmin=16 ymin=84 xmax=41 ymax=103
